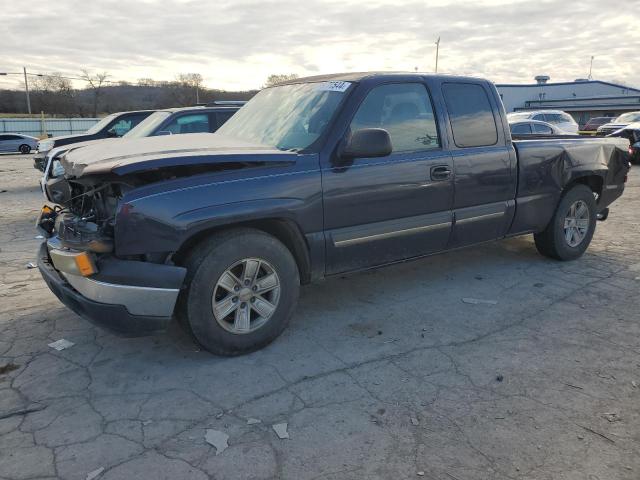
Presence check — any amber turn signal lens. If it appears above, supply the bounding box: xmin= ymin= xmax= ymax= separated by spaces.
xmin=74 ymin=252 xmax=97 ymax=277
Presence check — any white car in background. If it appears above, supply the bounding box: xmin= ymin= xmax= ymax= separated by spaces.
xmin=507 ymin=110 xmax=579 ymax=134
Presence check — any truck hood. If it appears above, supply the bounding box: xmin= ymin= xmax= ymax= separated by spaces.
xmin=60 ymin=133 xmax=297 ymax=177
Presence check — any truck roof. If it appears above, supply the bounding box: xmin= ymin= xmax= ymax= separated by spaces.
xmin=278 ymin=71 xmax=488 ymax=86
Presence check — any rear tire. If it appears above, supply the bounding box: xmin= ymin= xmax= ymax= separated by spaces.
xmin=19 ymin=144 xmax=31 ymax=154
xmin=178 ymin=228 xmax=299 ymax=356
xmin=534 ymin=184 xmax=596 ymax=260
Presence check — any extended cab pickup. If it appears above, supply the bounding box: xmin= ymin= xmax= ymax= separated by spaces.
xmin=36 ymin=73 xmax=630 ymax=355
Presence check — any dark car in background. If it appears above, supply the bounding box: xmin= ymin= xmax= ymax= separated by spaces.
xmin=597 ymin=111 xmax=640 ymax=136
xmin=607 ymin=122 xmax=640 ymax=163
xmin=33 ymin=110 xmax=155 ymax=170
xmin=582 ymin=116 xmax=615 ymax=133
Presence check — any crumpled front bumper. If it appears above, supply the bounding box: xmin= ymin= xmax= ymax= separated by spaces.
xmin=38 ymin=241 xmax=186 ymax=336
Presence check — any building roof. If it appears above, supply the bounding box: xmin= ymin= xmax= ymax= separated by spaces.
xmin=496 ymin=80 xmax=640 ymax=93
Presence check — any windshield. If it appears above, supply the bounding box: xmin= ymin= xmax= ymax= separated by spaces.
xmin=614 ymin=112 xmax=640 ymax=123
xmin=216 ymin=81 xmax=352 ymax=151
xmin=86 ymin=113 xmax=118 ymax=134
xmin=124 ymin=111 xmax=172 ymax=138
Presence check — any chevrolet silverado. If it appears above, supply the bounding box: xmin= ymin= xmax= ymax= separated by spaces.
xmin=37 ymin=72 xmax=630 ymax=355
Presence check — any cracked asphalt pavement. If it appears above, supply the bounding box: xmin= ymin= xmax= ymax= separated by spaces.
xmin=1 ymin=153 xmax=639 ymax=480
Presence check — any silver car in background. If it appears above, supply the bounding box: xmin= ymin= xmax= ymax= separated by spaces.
xmin=507 ymin=110 xmax=579 ymax=134
xmin=0 ymin=133 xmax=38 ymax=154
xmin=509 ymin=119 xmax=565 ymax=136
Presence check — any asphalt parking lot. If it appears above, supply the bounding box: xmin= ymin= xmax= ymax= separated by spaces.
xmin=1 ymin=153 xmax=639 ymax=480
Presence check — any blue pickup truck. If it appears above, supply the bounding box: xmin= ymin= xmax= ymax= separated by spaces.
xmin=37 ymin=72 xmax=630 ymax=355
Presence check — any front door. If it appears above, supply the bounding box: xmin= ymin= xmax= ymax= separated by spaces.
xmin=322 ymin=82 xmax=454 ymax=275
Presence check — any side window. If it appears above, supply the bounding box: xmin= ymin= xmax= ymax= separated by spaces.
xmin=0 ymin=135 xmax=8 ymax=141
xmin=164 ymin=114 xmax=210 ymax=134
xmin=350 ymin=83 xmax=439 ymax=153
xmin=511 ymin=123 xmax=532 ymax=134
xmin=125 ymin=113 xmax=151 ymax=131
xmin=532 ymin=114 xmax=545 ymax=121
xmin=561 ymin=113 xmax=575 ymax=123
xmin=543 ymin=113 xmax=563 ymax=124
xmin=532 ymin=123 xmax=553 ymax=134
xmin=442 ymin=82 xmax=498 ymax=148
xmin=108 ymin=119 xmax=133 ymax=137
xmin=214 ymin=111 xmax=236 ymax=131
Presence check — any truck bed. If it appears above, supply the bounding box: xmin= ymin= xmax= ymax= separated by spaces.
xmin=509 ymin=136 xmax=629 ymax=234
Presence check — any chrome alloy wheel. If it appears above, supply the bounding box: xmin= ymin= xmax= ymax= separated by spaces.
xmin=563 ymin=200 xmax=590 ymax=247
xmin=211 ymin=258 xmax=281 ymax=334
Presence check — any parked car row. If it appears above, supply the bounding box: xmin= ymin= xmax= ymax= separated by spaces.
xmin=34 ymin=102 xmax=243 ymax=173
xmin=596 ymin=111 xmax=640 ymax=136
xmin=37 ymin=104 xmax=243 ymax=199
xmin=35 ymin=72 xmax=631 ymax=355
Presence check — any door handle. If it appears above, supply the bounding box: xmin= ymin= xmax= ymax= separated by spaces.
xmin=430 ymin=165 xmax=452 ymax=181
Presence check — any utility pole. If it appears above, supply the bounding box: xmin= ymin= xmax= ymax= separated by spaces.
xmin=434 ymin=37 xmax=441 ymax=73
xmin=588 ymin=56 xmax=594 ymax=80
xmin=23 ymin=67 xmax=32 ymax=115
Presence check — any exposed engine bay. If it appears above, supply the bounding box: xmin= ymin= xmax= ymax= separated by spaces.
xmin=41 ymin=177 xmax=131 ymax=253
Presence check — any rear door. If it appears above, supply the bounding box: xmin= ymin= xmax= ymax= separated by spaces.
xmin=322 ymin=81 xmax=454 ymax=274
xmin=441 ymin=82 xmax=517 ymax=248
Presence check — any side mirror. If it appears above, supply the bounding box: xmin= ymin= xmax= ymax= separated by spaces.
xmin=342 ymin=128 xmax=392 ymax=159
xmin=156 ymin=131 xmax=172 ymax=136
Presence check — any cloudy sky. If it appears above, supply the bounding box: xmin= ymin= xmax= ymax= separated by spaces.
xmin=1 ymin=0 xmax=638 ymax=91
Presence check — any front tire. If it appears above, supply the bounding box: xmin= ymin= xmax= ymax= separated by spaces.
xmin=179 ymin=229 xmax=300 ymax=356
xmin=534 ymin=184 xmax=597 ymax=261
xmin=19 ymin=144 xmax=31 ymax=154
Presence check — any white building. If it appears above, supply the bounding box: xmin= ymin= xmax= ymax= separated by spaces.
xmin=495 ymin=76 xmax=640 ymax=127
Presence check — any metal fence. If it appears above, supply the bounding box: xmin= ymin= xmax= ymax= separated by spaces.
xmin=0 ymin=118 xmax=100 ymax=138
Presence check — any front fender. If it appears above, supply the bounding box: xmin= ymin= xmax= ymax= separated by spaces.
xmin=114 ymin=168 xmax=323 ymax=256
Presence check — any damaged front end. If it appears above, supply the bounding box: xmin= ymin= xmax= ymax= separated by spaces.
xmin=37 ymin=171 xmax=186 ymax=336
xmin=38 ymin=176 xmax=126 ymax=253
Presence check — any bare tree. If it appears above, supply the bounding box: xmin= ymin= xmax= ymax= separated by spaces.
xmin=264 ymin=73 xmax=299 ymax=88
xmin=178 ymin=73 xmax=204 ymax=103
xmin=81 ymin=70 xmax=110 ymax=117
xmin=31 ymin=73 xmax=75 ymax=116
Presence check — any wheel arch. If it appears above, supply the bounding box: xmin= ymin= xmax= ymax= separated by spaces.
xmin=173 ymin=218 xmax=313 ymax=284
xmin=563 ymin=173 xmax=604 ymax=202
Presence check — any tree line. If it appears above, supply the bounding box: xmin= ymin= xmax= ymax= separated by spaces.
xmin=0 ymin=72 xmax=301 ymax=117
xmin=0 ymin=72 xmax=265 ymax=117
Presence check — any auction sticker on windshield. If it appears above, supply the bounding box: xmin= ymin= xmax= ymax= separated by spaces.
xmin=315 ymin=81 xmax=351 ymax=92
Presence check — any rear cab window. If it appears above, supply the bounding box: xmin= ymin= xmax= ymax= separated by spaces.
xmin=442 ymin=83 xmax=498 ymax=147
